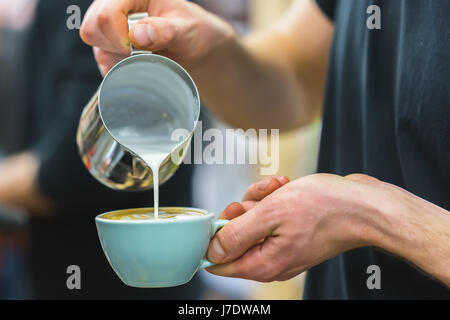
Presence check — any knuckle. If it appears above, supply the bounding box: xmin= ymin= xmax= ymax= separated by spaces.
xmin=217 ymin=223 xmax=242 ymax=256
xmin=249 ymin=183 xmax=260 ymax=195
xmin=162 ymin=25 xmax=177 ymax=44
xmin=97 ymin=11 xmax=111 ymax=27
xmin=80 ymin=22 xmax=94 ymax=44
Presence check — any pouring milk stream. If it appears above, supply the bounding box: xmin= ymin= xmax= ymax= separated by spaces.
xmin=107 ymin=109 xmax=191 ymax=218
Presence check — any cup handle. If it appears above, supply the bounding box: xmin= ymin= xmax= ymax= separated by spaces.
xmin=128 ymin=13 xmax=152 ymax=56
xmin=199 ymin=219 xmax=229 ymax=269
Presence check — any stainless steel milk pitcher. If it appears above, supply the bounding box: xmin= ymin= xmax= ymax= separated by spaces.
xmin=76 ymin=13 xmax=200 ymax=191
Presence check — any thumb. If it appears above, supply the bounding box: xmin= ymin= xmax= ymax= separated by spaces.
xmin=207 ymin=204 xmax=276 ymax=264
xmin=129 ymin=16 xmax=184 ymax=52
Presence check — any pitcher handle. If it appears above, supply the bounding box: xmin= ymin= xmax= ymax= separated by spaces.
xmin=128 ymin=12 xmax=152 ymax=56
xmin=199 ymin=219 xmax=229 ymax=269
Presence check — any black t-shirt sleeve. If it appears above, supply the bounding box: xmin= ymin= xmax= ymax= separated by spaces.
xmin=315 ymin=0 xmax=337 ymax=21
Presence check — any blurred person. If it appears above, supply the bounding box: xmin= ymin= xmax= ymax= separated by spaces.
xmin=0 ymin=0 xmax=37 ymax=153
xmin=0 ymin=0 xmax=203 ymax=299
xmin=0 ymin=0 xmax=37 ymax=300
xmin=81 ymin=0 xmax=449 ymax=299
xmin=0 ymin=212 xmax=30 ymax=300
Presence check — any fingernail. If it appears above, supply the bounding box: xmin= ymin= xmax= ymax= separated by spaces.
xmin=257 ymin=178 xmax=272 ymax=191
xmin=133 ymin=24 xmax=156 ymax=47
xmin=209 ymin=238 xmax=225 ymax=262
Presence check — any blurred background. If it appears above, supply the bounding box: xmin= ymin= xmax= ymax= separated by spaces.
xmin=0 ymin=0 xmax=320 ymax=299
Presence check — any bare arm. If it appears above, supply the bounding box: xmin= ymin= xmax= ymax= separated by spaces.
xmin=368 ymin=180 xmax=450 ymax=286
xmin=189 ymin=0 xmax=334 ymax=130
xmin=0 ymin=152 xmax=54 ymax=216
xmin=80 ymin=0 xmax=334 ymax=130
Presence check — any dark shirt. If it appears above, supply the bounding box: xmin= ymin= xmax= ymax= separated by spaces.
xmin=25 ymin=0 xmax=201 ymax=299
xmin=304 ymin=0 xmax=450 ymax=299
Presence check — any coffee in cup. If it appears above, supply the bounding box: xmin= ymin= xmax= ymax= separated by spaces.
xmin=95 ymin=207 xmax=228 ymax=288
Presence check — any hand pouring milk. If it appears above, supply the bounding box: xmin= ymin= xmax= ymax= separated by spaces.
xmin=77 ymin=14 xmax=200 ymax=216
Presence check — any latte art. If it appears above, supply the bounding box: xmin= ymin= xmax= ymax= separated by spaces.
xmin=101 ymin=208 xmax=205 ymax=221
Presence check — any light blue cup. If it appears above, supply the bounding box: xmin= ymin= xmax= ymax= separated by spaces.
xmin=95 ymin=207 xmax=228 ymax=288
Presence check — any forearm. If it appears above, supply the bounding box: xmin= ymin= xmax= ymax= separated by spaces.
xmin=357 ymin=184 xmax=450 ymax=287
xmin=189 ymin=32 xmax=318 ymax=130
xmin=0 ymin=152 xmax=54 ymax=216
xmin=187 ymin=0 xmax=332 ymax=131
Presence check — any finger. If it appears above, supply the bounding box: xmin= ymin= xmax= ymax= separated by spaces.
xmin=81 ymin=1 xmax=119 ymax=53
xmin=242 ymin=176 xmax=289 ymax=202
xmin=129 ymin=16 xmax=185 ymax=52
xmin=81 ymin=0 xmax=148 ymax=55
xmin=206 ymin=238 xmax=280 ymax=282
xmin=93 ymin=47 xmax=127 ymax=76
xmin=219 ymin=201 xmax=257 ymax=220
xmin=241 ymin=201 xmax=258 ymax=211
xmin=218 ymin=202 xmax=245 ymax=220
xmin=207 ymin=203 xmax=278 ymax=264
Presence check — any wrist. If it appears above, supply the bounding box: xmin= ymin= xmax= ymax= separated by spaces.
xmin=346 ymin=181 xmax=412 ymax=253
xmin=350 ymin=180 xmax=450 ymax=286
xmin=322 ymin=177 xmax=409 ymax=253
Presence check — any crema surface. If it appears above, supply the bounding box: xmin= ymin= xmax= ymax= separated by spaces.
xmin=102 ymin=209 xmax=205 ymax=220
